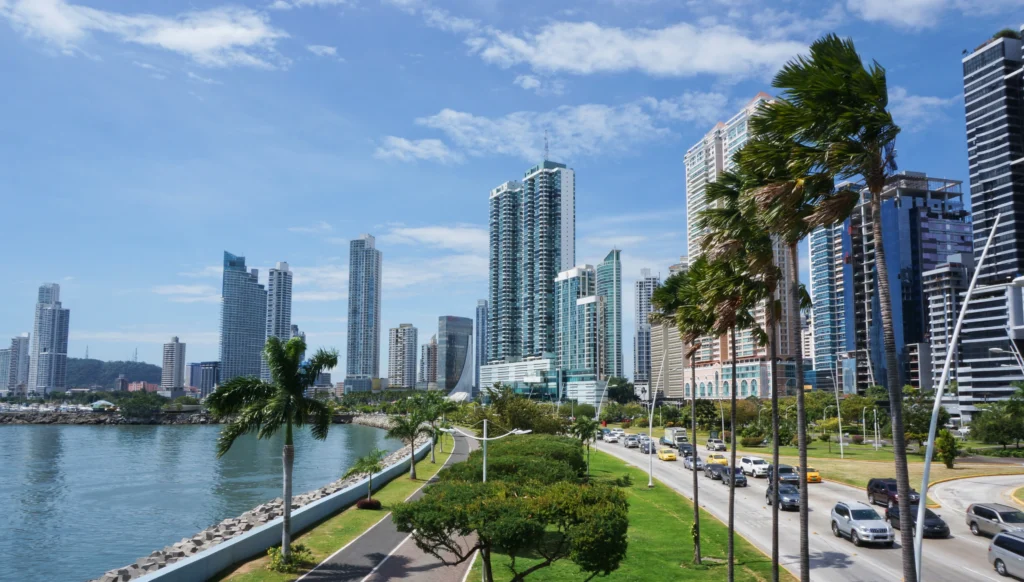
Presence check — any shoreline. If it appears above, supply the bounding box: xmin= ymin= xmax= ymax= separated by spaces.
xmin=0 ymin=410 xmax=365 ymax=426
xmin=88 ymin=414 xmax=417 ymax=582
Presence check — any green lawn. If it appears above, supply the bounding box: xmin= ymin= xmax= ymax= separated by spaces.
xmin=1014 ymin=487 xmax=1024 ymax=506
xmin=216 ymin=435 xmax=454 ymax=582
xmin=468 ymin=447 xmax=789 ymax=582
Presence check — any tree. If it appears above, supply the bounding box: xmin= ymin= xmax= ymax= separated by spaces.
xmin=386 ymin=413 xmax=433 ymax=480
xmin=903 ymin=390 xmax=950 ymax=447
xmin=570 ymin=416 xmax=601 ymax=480
xmin=606 ymin=377 xmax=638 ymax=404
xmin=344 ymin=448 xmax=388 ymax=501
xmin=415 ymin=391 xmax=456 ymax=462
xmin=476 ymin=386 xmax=566 ymax=435
xmin=206 ymin=336 xmax=336 ymax=562
xmin=935 ymin=430 xmax=959 ymax=469
xmin=118 ymin=391 xmax=168 ymax=418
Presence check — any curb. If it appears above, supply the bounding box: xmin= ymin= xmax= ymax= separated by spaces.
xmin=924 ymin=471 xmax=1024 ymax=509
xmin=1012 ymin=487 xmax=1024 ymax=509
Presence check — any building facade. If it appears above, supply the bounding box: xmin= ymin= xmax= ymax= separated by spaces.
xmin=437 ymin=316 xmax=473 ymax=391
xmin=27 ymin=283 xmax=70 ymax=395
xmin=958 ymin=29 xmax=1024 ymax=420
xmin=347 ymin=235 xmax=382 ymax=378
xmin=0 ymin=349 xmax=9 ymax=394
xmin=634 ymin=268 xmax=660 ymax=384
xmin=924 ymin=253 xmax=974 ymax=397
xmin=262 ymin=262 xmax=293 ymax=381
xmin=555 ymin=265 xmax=607 ymax=408
xmin=387 ymin=324 xmax=418 ymax=389
xmin=597 ymin=249 xmax=622 ymax=379
xmin=4 ymin=335 xmax=29 ymax=394
xmin=161 ymin=336 xmax=186 ymax=390
xmin=809 ymin=222 xmax=847 ymax=392
xmin=419 ymin=335 xmax=438 ymax=386
xmin=475 ymin=299 xmax=488 ymax=391
xmin=220 ymin=252 xmax=267 ymax=384
xmin=488 ymin=180 xmax=522 ymax=363
xmin=199 ymin=361 xmax=220 ymax=398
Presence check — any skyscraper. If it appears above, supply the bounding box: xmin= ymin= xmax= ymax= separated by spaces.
xmin=634 ymin=268 xmax=660 ymax=384
xmin=437 ymin=316 xmax=473 ymax=391
xmin=220 ymin=252 xmax=267 ymax=383
xmin=924 ymin=254 xmax=974 ymax=393
xmin=27 ymin=283 xmax=70 ymax=395
xmin=419 ymin=335 xmax=438 ymax=385
xmin=5 ymin=335 xmax=29 ymax=394
xmin=555 ymin=265 xmax=605 ymax=406
xmin=475 ymin=299 xmax=488 ymax=390
xmin=959 ymin=29 xmax=1024 ymax=420
xmin=185 ymin=362 xmax=202 ymax=388
xmin=347 ymin=235 xmax=382 ymax=378
xmin=262 ymin=262 xmax=293 ymax=381
xmin=596 ymin=249 xmax=622 ymax=379
xmin=387 ymin=324 xmax=418 ymax=389
xmin=0 ymin=349 xmax=9 ymax=394
xmin=199 ymin=361 xmax=220 ymax=399
xmin=488 ymin=181 xmax=522 ymax=363
xmin=161 ymin=336 xmax=186 ymax=389
xmin=809 ymin=222 xmax=846 ymax=392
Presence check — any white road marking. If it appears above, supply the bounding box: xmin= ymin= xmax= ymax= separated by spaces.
xmin=360 ymin=534 xmax=412 ymax=582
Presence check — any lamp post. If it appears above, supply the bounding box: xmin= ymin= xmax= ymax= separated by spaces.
xmin=439 ymin=420 xmax=532 ymax=483
xmin=915 ymin=213 xmax=1003 ymax=582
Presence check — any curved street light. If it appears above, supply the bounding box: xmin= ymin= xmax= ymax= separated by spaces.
xmin=439 ymin=420 xmax=532 ymax=483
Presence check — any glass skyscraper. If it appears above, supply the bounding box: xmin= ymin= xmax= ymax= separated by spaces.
xmin=475 ymin=299 xmax=488 ymax=390
xmin=809 ymin=223 xmax=846 ymax=392
xmin=27 ymin=283 xmax=70 ymax=395
xmin=347 ymin=235 xmax=382 ymax=378
xmin=437 ymin=316 xmax=473 ymax=391
xmin=261 ymin=262 xmax=293 ymax=381
xmin=597 ymin=249 xmax=622 ymax=379
xmin=634 ymin=268 xmax=660 ymax=384
xmin=219 ymin=252 xmax=267 ymax=383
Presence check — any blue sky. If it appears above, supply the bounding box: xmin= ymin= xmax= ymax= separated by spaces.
xmin=0 ymin=0 xmax=1018 ymax=379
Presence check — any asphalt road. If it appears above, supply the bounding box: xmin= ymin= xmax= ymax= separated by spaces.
xmin=299 ymin=435 xmax=477 ymax=582
xmin=595 ymin=440 xmax=1014 ymax=582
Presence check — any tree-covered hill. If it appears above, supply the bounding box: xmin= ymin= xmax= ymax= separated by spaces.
xmin=66 ymin=358 xmax=162 ymax=389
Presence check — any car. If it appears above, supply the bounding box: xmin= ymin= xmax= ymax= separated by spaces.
xmin=767 ymin=483 xmax=801 ymax=510
xmin=706 ymin=453 xmax=729 ymax=465
xmin=885 ymin=504 xmax=950 ymax=538
xmin=657 ymin=448 xmax=677 ymax=461
xmin=967 ymin=503 xmax=1024 ymax=537
xmin=683 ymin=455 xmax=704 ymax=470
xmin=704 ymin=463 xmax=725 ymax=480
xmin=831 ymin=501 xmax=895 ymax=547
xmin=678 ymin=443 xmax=695 ymax=458
xmin=706 ymin=438 xmax=727 ymax=451
xmin=623 ymin=436 xmax=640 ymax=449
xmin=719 ymin=466 xmax=748 ymax=487
xmin=767 ymin=464 xmax=800 ymax=485
xmin=867 ymin=478 xmax=921 ymax=508
xmin=603 ymin=433 xmax=619 ymax=443
xmin=797 ymin=466 xmax=822 ymax=483
xmin=640 ymin=441 xmax=656 ymax=454
xmin=990 ymin=532 xmax=1024 ymax=577
xmin=740 ymin=456 xmax=769 ymax=477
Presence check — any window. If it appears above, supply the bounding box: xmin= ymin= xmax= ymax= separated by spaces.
xmin=741 ymin=380 xmax=748 ymax=396
xmin=852 ymin=509 xmax=883 ymax=521
xmin=835 ymin=505 xmax=849 ymax=518
xmin=1000 ymin=511 xmax=1024 ymax=524
xmin=751 ymin=379 xmax=758 ymax=395
xmin=975 ymin=507 xmax=997 ymax=520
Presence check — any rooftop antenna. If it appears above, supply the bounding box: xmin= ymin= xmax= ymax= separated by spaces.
xmin=544 ymin=129 xmax=549 ymax=161
xmin=133 ymin=348 xmax=138 ymax=363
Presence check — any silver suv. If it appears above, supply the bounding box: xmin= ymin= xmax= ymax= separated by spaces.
xmin=990 ymin=532 xmax=1024 ymax=577
xmin=740 ymin=456 xmax=769 ymax=477
xmin=967 ymin=503 xmax=1024 ymax=537
xmin=830 ymin=501 xmax=894 ymax=547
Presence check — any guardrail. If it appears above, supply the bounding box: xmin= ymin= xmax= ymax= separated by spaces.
xmin=132 ymin=441 xmax=431 ymax=582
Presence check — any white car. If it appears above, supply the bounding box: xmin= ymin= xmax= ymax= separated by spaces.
xmin=831 ymin=501 xmax=894 ymax=547
xmin=706 ymin=439 xmax=727 ymax=451
xmin=603 ymin=433 xmax=619 ymax=443
xmin=740 ymin=456 xmax=769 ymax=477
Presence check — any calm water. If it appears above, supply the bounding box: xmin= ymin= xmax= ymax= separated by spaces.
xmin=0 ymin=424 xmax=402 ymax=582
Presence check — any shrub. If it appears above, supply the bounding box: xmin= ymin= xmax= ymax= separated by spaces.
xmin=790 ymin=435 xmax=800 ymax=447
xmin=818 ymin=433 xmax=830 ymax=443
xmin=267 ymin=544 xmax=314 ymax=573
xmin=723 ymin=430 xmax=731 ymax=444
xmin=740 ymin=436 xmax=764 ymax=447
xmin=852 ymin=435 xmax=864 ymax=445
xmin=613 ymin=474 xmax=634 ymax=488
xmin=621 ymin=420 xmax=632 ymax=429
xmin=356 ymin=498 xmax=382 ymax=510
xmin=665 ymin=421 xmax=675 ymax=428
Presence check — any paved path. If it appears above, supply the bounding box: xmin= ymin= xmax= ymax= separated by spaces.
xmin=931 ymin=473 xmax=1024 ymax=516
xmin=299 ymin=435 xmax=477 ymax=582
xmin=595 ymin=440 xmax=1007 ymax=582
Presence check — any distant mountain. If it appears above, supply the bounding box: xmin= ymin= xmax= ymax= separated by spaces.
xmin=66 ymin=358 xmax=162 ymax=389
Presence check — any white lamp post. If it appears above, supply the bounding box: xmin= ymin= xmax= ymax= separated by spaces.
xmin=439 ymin=420 xmax=532 ymax=483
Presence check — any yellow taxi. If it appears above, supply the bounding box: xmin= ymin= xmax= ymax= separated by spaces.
xmin=657 ymin=448 xmax=677 ymax=461
xmin=799 ymin=466 xmax=822 ymax=483
xmin=707 ymin=453 xmax=729 ymax=465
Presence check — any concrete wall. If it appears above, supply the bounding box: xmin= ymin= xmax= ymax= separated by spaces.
xmin=133 ymin=441 xmax=430 ymax=582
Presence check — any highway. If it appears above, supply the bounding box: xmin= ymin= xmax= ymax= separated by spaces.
xmin=595 ymin=440 xmax=1016 ymax=582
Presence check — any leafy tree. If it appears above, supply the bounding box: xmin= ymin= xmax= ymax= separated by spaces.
xmin=935 ymin=430 xmax=959 ymax=469
xmin=206 ymin=336 xmax=337 ymax=562
xmin=386 ymin=413 xmax=433 ymax=480
xmin=606 ymin=377 xmax=638 ymax=404
xmin=118 ymin=391 xmax=168 ymax=418
xmin=972 ymin=403 xmax=1018 ymax=449
xmin=693 ymin=399 xmax=719 ymax=431
xmin=476 ymin=386 xmax=566 ymax=435
xmin=344 ymin=448 xmax=388 ymax=501
xmin=902 ymin=390 xmax=950 ymax=447
xmin=571 ymin=416 xmax=601 ymax=480
xmin=174 ymin=396 xmax=199 ymax=405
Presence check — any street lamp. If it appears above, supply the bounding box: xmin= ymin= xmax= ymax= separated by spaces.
xmin=648 ymin=349 xmax=683 ymax=488
xmin=439 ymin=420 xmax=532 ymax=483
xmin=916 ymin=212 xmax=1002 ymax=581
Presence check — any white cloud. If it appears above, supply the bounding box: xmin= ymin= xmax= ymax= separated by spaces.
xmin=846 ymin=0 xmax=1023 ymax=28
xmin=381 ymin=224 xmax=488 ymax=253
xmin=641 ymin=91 xmax=729 ymax=123
xmin=513 ymin=74 xmax=565 ymax=96
xmin=307 ymin=44 xmax=339 ymax=57
xmin=270 ymin=0 xmax=350 ymax=9
xmin=888 ymin=86 xmax=960 ymax=131
xmin=514 ymin=74 xmax=541 ymax=91
xmin=374 ymin=136 xmax=463 ymax=164
xmin=268 ymin=0 xmax=293 ymax=10
xmin=288 ymin=220 xmax=333 ymax=234
xmin=187 ymin=71 xmax=220 ymax=84
xmin=383 ymin=254 xmax=488 ymax=289
xmin=291 ymin=265 xmax=348 ymax=302
xmin=421 ymin=7 xmax=478 ymax=33
xmin=1 ymin=1 xmax=289 ymax=68
xmin=151 ymin=284 xmax=220 ymax=303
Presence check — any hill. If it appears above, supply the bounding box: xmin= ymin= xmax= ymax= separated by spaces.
xmin=66 ymin=358 xmax=162 ymax=389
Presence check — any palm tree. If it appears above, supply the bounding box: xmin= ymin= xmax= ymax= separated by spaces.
xmin=571 ymin=416 xmax=601 ymax=480
xmin=386 ymin=412 xmax=432 ymax=480
xmin=750 ymin=33 xmax=913 ymax=581
xmin=416 ymin=391 xmax=448 ymax=463
xmin=344 ymin=448 xmax=388 ymax=501
xmin=206 ymin=336 xmax=337 ymax=562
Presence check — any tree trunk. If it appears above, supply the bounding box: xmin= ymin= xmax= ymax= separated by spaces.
xmin=409 ymin=441 xmax=417 ymax=480
xmin=790 ymin=242 xmax=809 ymax=582
xmin=282 ymin=421 xmax=294 ymax=560
xmin=769 ymin=301 xmax=780 ymax=582
xmin=587 ymin=443 xmax=591 ymax=481
xmin=691 ymin=351 xmax=702 ymax=565
xmin=482 ymin=546 xmax=494 ymax=582
xmin=729 ymin=327 xmax=738 ymax=582
xmin=430 ymin=424 xmax=436 ymax=463
xmin=367 ymin=475 xmax=373 ymax=501
xmin=870 ymin=193 xmax=916 ymax=582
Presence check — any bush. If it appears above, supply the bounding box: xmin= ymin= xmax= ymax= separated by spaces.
xmin=852 ymin=435 xmax=864 ymax=444
xmin=723 ymin=430 xmax=731 ymax=444
xmin=818 ymin=433 xmax=830 ymax=443
xmin=740 ymin=436 xmax=764 ymax=447
xmin=621 ymin=420 xmax=632 ymax=429
xmin=666 ymin=421 xmax=675 ymax=428
xmin=267 ymin=544 xmax=314 ymax=573
xmin=356 ymin=498 xmax=382 ymax=510
xmin=613 ymin=474 xmax=634 ymax=488
xmin=790 ymin=435 xmax=800 ymax=447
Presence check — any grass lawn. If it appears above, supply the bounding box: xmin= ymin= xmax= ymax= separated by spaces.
xmin=215 ymin=435 xmax=454 ymax=582
xmin=1013 ymin=487 xmax=1024 ymax=506
xmin=468 ymin=448 xmax=791 ymax=582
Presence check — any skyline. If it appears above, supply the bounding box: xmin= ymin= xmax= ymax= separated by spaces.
xmin=2 ymin=0 xmax=1017 ymax=377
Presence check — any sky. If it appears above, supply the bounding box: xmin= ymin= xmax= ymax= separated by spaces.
xmin=0 ymin=0 xmax=1019 ymax=379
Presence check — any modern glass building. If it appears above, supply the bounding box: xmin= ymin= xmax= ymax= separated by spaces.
xmin=419 ymin=335 xmax=437 ymax=386
xmin=596 ymin=249 xmax=622 ymax=379
xmin=634 ymin=268 xmax=660 ymax=384
xmin=347 ymin=235 xmax=382 ymax=378
xmin=475 ymin=299 xmax=488 ymax=391
xmin=809 ymin=222 xmax=847 ymax=392
xmin=958 ymin=29 xmax=1024 ymax=420
xmin=488 ymin=181 xmax=522 ymax=363
xmin=27 ymin=283 xmax=70 ymax=395
xmin=5 ymin=335 xmax=30 ymax=394
xmin=261 ymin=262 xmax=293 ymax=381
xmin=161 ymin=336 xmax=186 ymax=389
xmin=219 ymin=252 xmax=267 ymax=384
xmin=555 ymin=265 xmax=606 ymax=407
xmin=437 ymin=316 xmax=473 ymax=391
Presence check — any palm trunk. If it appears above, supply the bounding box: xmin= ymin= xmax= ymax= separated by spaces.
xmin=282 ymin=420 xmax=294 ymax=560
xmin=430 ymin=423 xmax=436 ymax=463
xmin=367 ymin=474 xmax=373 ymax=501
xmin=587 ymin=442 xmax=591 ymax=481
xmin=870 ymin=193 xmax=916 ymax=582
xmin=728 ymin=327 xmax=738 ymax=582
xmin=769 ymin=299 xmax=780 ymax=582
xmin=691 ymin=349 xmax=701 ymax=565
xmin=409 ymin=439 xmax=417 ymax=480
xmin=790 ymin=242 xmax=809 ymax=582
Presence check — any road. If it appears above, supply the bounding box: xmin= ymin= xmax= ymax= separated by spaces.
xmin=299 ymin=435 xmax=478 ymax=582
xmin=595 ymin=440 xmax=1014 ymax=582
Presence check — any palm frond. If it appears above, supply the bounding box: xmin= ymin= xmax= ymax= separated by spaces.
xmin=303 ymin=347 xmax=340 ymax=389
xmin=304 ymin=397 xmax=333 ymax=441
xmin=206 ymin=376 xmax=276 ymax=417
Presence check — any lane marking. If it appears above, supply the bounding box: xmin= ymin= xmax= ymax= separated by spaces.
xmin=962 ymin=566 xmax=1001 ymax=582
xmin=359 ymin=534 xmax=412 ymax=582
xmin=460 ymin=550 xmax=479 ymax=582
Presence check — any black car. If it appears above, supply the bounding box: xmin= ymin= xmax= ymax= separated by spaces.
xmin=640 ymin=441 xmax=655 ymax=454
xmin=705 ymin=463 xmax=726 ymax=480
xmin=678 ymin=443 xmax=695 ymax=458
xmin=887 ymin=504 xmax=950 ymax=538
xmin=868 ymin=478 xmax=921 ymax=508
xmin=767 ymin=483 xmax=801 ymax=510
xmin=767 ymin=464 xmax=800 ymax=485
xmin=718 ymin=466 xmax=748 ymax=487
